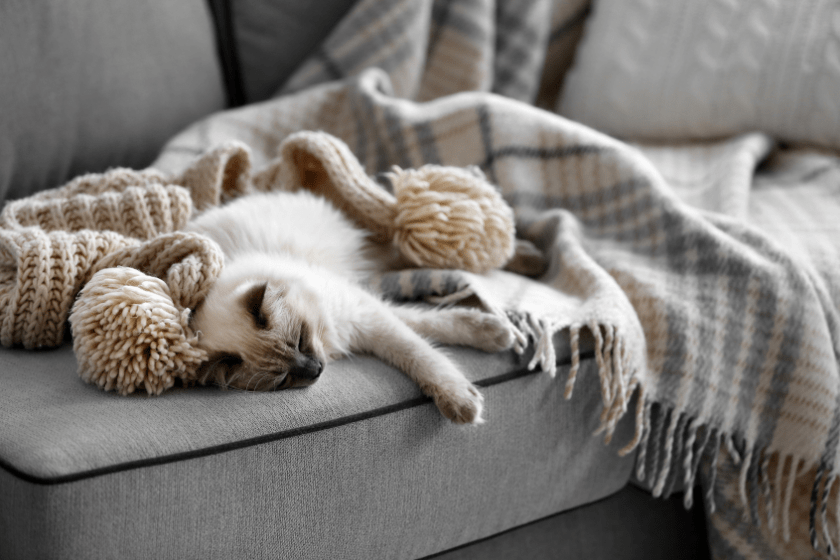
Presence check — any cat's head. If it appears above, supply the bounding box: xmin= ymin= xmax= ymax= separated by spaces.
xmin=192 ymin=271 xmax=329 ymax=391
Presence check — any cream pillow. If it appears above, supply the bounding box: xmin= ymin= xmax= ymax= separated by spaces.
xmin=559 ymin=0 xmax=840 ymax=150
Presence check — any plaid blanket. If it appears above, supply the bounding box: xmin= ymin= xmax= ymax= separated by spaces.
xmin=156 ymin=0 xmax=840 ymax=557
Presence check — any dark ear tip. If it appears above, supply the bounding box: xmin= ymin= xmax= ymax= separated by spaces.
xmin=242 ymin=281 xmax=269 ymax=329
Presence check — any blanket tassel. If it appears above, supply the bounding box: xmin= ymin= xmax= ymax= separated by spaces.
xmin=825 ymin=474 xmax=836 ymax=555
xmin=652 ymin=408 xmax=680 ymax=497
xmin=810 ymin=460 xmax=837 ymax=556
xmin=512 ymin=314 xmax=643 ymax=455
xmin=783 ymin=457 xmax=802 ymax=543
xmin=635 ymin=400 xmax=653 ymax=482
xmin=738 ymin=448 xmax=754 ymax=523
xmin=835 ymin=473 xmax=840 ymax=556
xmin=760 ymin=451 xmax=775 ymax=533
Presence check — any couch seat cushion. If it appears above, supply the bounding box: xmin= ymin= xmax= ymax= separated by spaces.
xmin=0 ymin=334 xmax=635 ymax=559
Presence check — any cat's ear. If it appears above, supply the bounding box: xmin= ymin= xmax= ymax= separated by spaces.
xmin=242 ymin=282 xmax=268 ymax=329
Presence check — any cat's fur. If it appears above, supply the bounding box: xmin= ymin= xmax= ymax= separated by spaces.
xmin=184 ymin=190 xmax=514 ymax=424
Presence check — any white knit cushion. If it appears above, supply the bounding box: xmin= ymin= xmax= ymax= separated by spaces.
xmin=559 ymin=0 xmax=840 ymax=149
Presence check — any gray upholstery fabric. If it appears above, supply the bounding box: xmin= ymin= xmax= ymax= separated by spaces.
xmin=231 ymin=0 xmax=358 ymax=102
xmin=0 ymin=340 xmax=636 ymax=559
xmin=0 ymin=0 xmax=225 ymax=202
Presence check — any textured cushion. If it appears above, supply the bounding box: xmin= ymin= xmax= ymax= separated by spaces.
xmin=0 ymin=336 xmax=635 ymax=559
xmin=559 ymin=0 xmax=840 ymax=149
xmin=230 ymin=0 xmax=358 ymax=102
xmin=0 ymin=0 xmax=225 ymax=203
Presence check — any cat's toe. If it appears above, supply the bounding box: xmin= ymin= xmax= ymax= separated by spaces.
xmin=433 ymin=382 xmax=484 ymax=424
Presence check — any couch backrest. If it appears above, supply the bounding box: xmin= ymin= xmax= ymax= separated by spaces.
xmin=0 ymin=0 xmax=228 ymax=203
xmin=0 ymin=0 xmax=359 ymax=205
xmin=218 ymin=0 xmax=357 ymax=104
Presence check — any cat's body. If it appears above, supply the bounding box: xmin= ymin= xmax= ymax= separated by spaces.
xmin=185 ymin=190 xmax=513 ymax=424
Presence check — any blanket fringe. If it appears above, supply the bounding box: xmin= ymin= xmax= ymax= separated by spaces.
xmin=507 ymin=310 xmax=839 ymax=555
xmin=632 ymin=401 xmax=840 ymax=555
xmin=761 ymin=450 xmax=775 ymax=532
xmin=509 ymin=313 xmax=644 ymax=454
xmin=826 ymin=474 xmax=837 ymax=555
xmin=835 ymin=474 xmax=840 ymax=556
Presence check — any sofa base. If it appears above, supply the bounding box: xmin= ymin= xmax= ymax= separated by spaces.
xmin=430 ymin=484 xmax=710 ymax=560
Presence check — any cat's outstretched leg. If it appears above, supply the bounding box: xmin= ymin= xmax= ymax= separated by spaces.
xmin=391 ymin=305 xmax=514 ymax=354
xmin=350 ymin=298 xmax=484 ymax=424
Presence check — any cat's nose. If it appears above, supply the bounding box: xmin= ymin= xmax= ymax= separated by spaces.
xmin=290 ymin=355 xmax=324 ymax=381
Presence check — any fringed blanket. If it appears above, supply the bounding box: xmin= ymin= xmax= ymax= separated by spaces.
xmin=3 ymin=0 xmax=840 ymax=558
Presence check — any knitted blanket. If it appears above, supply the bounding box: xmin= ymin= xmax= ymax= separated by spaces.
xmin=2 ymin=0 xmax=840 ymax=558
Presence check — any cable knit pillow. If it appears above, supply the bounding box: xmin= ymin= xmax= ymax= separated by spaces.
xmin=559 ymin=0 xmax=840 ymax=150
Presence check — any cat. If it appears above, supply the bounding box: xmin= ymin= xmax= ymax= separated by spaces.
xmin=184 ymin=189 xmax=515 ymax=424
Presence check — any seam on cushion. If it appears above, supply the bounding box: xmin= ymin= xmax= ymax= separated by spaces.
xmin=0 ymin=351 xmax=594 ymax=486
xmin=205 ymin=0 xmax=247 ymax=107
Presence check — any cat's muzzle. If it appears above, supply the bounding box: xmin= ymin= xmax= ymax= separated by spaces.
xmin=287 ymin=354 xmax=324 ymax=387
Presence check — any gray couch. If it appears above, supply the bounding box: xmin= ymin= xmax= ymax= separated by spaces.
xmin=0 ymin=1 xmax=708 ymax=558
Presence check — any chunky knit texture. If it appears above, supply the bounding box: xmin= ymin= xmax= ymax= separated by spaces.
xmin=0 ymin=228 xmax=133 ymax=349
xmin=389 ymin=164 xmax=514 ymax=272
xmin=0 ymin=167 xmax=190 ymax=349
xmin=0 ymin=145 xmax=246 ymax=360
xmin=72 ymin=263 xmax=214 ymax=396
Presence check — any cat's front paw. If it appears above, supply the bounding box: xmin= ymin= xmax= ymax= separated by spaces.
xmin=430 ymin=380 xmax=484 ymax=424
xmin=463 ymin=312 xmax=515 ymax=354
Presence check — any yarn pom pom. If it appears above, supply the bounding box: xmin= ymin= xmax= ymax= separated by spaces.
xmin=70 ymin=267 xmax=207 ymax=395
xmin=388 ymin=165 xmax=515 ymax=273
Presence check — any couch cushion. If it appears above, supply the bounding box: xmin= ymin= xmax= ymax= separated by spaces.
xmin=559 ymin=0 xmax=840 ymax=150
xmin=0 ymin=335 xmax=635 ymax=559
xmin=0 ymin=0 xmax=226 ymax=203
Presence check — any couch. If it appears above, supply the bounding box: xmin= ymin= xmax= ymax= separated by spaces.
xmin=0 ymin=1 xmax=711 ymax=558
xmin=4 ymin=1 xmax=838 ymax=559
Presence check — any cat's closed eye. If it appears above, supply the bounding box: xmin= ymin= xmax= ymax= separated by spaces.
xmin=242 ymin=282 xmax=269 ymax=329
xmin=297 ymin=323 xmax=312 ymax=353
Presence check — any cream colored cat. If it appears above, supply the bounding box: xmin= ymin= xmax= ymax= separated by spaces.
xmin=184 ymin=190 xmax=514 ymax=424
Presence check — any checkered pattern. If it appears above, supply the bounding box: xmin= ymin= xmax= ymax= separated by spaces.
xmin=150 ymin=0 xmax=840 ymax=557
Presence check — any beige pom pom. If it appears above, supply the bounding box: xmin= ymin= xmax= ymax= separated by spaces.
xmin=388 ymin=165 xmax=515 ymax=273
xmin=70 ymin=267 xmax=207 ymax=395
xmin=273 ymin=132 xmax=518 ymax=274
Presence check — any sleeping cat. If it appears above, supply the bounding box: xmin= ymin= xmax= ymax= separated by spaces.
xmin=184 ymin=189 xmax=515 ymax=424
